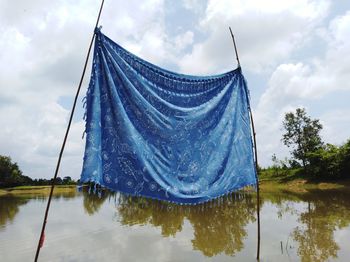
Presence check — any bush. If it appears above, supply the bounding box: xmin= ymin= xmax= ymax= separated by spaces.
xmin=339 ymin=140 xmax=350 ymax=178
xmin=0 ymin=156 xmax=32 ymax=188
xmin=306 ymin=141 xmax=350 ymax=180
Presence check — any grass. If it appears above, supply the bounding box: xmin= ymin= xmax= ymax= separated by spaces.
xmin=259 ymin=168 xmax=350 ymax=193
xmin=0 ymin=185 xmax=77 ymax=195
xmin=259 ymin=168 xmax=303 ymax=182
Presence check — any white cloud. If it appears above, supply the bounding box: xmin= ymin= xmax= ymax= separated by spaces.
xmin=0 ymin=0 xmax=170 ymax=179
xmin=321 ymin=109 xmax=350 ymax=145
xmin=254 ymin=10 xmax=350 ymax=166
xmin=181 ymin=0 xmax=207 ymax=13
xmin=178 ymin=0 xmax=330 ymax=74
xmin=174 ymin=31 xmax=194 ymax=51
xmin=204 ymin=0 xmax=328 ymax=19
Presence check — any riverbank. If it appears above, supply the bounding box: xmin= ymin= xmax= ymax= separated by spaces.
xmin=0 ymin=185 xmax=78 ymax=196
xmin=1 ymin=178 xmax=350 ymax=197
xmin=259 ymin=169 xmax=350 ymax=193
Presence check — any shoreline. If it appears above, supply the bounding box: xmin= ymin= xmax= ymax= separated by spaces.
xmin=259 ymin=168 xmax=350 ymax=192
xmin=260 ymin=178 xmax=350 ymax=193
xmin=1 ymin=178 xmax=350 ymax=196
xmin=0 ymin=185 xmax=78 ymax=196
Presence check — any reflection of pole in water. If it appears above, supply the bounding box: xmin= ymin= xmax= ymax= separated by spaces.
xmin=280 ymin=241 xmax=283 ymax=254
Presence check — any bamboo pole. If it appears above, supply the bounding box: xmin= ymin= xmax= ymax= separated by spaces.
xmin=249 ymin=94 xmax=261 ymax=261
xmin=34 ymin=1 xmax=105 ymax=261
xmin=229 ymin=27 xmax=241 ymax=68
xmin=229 ymin=27 xmax=261 ymax=261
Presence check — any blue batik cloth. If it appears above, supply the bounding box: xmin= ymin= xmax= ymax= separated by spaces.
xmin=80 ymin=28 xmax=257 ymax=204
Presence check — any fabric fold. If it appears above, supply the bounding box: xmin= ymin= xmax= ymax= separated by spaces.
xmin=81 ymin=29 xmax=257 ymax=204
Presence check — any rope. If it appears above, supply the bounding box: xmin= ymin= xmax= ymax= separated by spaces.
xmin=34 ymin=0 xmax=105 ymax=261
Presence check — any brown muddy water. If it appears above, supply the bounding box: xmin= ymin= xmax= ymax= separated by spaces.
xmin=0 ymin=188 xmax=349 ymax=261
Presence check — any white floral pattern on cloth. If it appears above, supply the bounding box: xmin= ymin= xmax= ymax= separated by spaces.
xmin=80 ymin=29 xmax=257 ymax=204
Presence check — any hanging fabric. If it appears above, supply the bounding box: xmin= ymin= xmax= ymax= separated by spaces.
xmin=80 ymin=28 xmax=257 ymax=204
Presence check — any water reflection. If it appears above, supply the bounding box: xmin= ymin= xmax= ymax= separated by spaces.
xmin=0 ymin=190 xmax=78 ymax=229
xmin=113 ymin=193 xmax=257 ymax=257
xmin=0 ymin=196 xmax=29 ymax=228
xmin=188 ymin=196 xmax=256 ymax=257
xmin=1 ymin=187 xmax=349 ymax=261
xmin=275 ymin=190 xmax=350 ymax=262
xmin=83 ymin=188 xmax=349 ymax=260
xmin=81 ymin=189 xmax=109 ymax=215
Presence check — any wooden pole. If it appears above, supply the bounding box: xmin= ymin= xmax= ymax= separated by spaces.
xmin=249 ymin=96 xmax=261 ymax=261
xmin=229 ymin=27 xmax=241 ymax=68
xmin=34 ymin=1 xmax=105 ymax=261
xmin=228 ymin=27 xmax=261 ymax=260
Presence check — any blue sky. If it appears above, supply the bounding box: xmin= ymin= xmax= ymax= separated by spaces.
xmin=1 ymin=0 xmax=350 ymax=179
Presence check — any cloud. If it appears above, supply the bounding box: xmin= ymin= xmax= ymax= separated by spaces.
xmin=0 ymin=0 xmax=170 ymax=179
xmin=181 ymin=0 xmax=207 ymax=13
xmin=321 ymin=109 xmax=350 ymax=145
xmin=174 ymin=31 xmax=194 ymax=51
xmin=254 ymin=10 xmax=350 ymax=165
xmin=178 ymin=0 xmax=330 ymax=74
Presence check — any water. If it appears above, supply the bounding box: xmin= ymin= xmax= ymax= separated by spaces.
xmin=0 ymin=188 xmax=349 ymax=261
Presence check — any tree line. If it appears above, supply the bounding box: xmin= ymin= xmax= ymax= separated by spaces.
xmin=0 ymin=155 xmax=77 ymax=188
xmin=266 ymin=108 xmax=350 ymax=180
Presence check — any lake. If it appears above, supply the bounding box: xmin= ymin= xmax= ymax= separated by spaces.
xmin=1 ymin=187 xmax=350 ymax=261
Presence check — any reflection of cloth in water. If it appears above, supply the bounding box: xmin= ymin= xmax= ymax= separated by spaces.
xmin=116 ymin=192 xmax=255 ymax=256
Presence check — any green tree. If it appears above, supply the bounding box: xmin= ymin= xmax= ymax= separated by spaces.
xmin=0 ymin=155 xmax=31 ymax=187
xmin=282 ymin=108 xmax=323 ymax=169
xmin=63 ymin=176 xmax=73 ymax=185
xmin=339 ymin=140 xmax=350 ymax=178
xmin=307 ymin=144 xmax=341 ymax=178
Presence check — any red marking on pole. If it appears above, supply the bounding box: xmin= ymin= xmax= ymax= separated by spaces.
xmin=39 ymin=232 xmax=45 ymax=248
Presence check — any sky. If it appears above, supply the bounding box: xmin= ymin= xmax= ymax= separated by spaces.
xmin=1 ymin=0 xmax=350 ymax=180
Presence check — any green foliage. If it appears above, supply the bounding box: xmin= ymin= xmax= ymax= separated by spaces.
xmin=282 ymin=108 xmax=323 ymax=168
xmin=339 ymin=140 xmax=350 ymax=177
xmin=63 ymin=176 xmax=74 ymax=185
xmin=259 ymin=166 xmax=302 ymax=182
xmin=276 ymin=108 xmax=350 ymax=180
xmin=307 ymin=144 xmax=342 ymax=178
xmin=259 ymin=153 xmax=302 ymax=181
xmin=267 ymin=154 xmax=290 ymax=177
xmin=0 ymin=155 xmax=78 ymax=188
xmin=307 ymin=140 xmax=350 ymax=179
xmin=0 ymin=156 xmax=32 ymax=188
